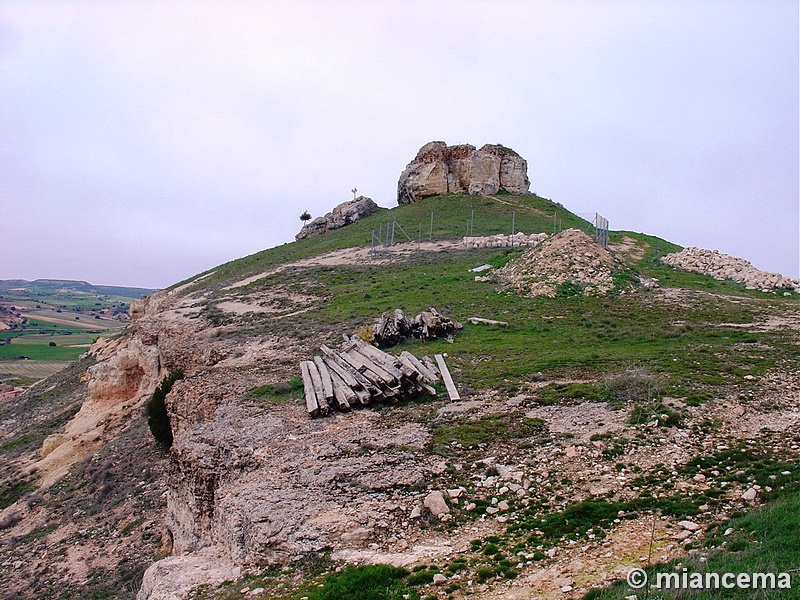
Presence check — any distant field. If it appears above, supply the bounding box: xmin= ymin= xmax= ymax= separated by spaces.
xmin=20 ymin=311 xmax=120 ymax=329
xmin=0 ymin=360 xmax=68 ymax=382
xmin=0 ymin=285 xmax=130 ymax=387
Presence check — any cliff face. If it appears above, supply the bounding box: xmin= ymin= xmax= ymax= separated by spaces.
xmin=397 ymin=141 xmax=530 ymax=204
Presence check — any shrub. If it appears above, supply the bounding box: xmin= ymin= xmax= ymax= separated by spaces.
xmin=145 ymin=369 xmax=184 ymax=449
xmin=353 ymin=325 xmax=376 ymax=344
xmin=602 ymin=367 xmax=663 ymax=405
xmin=308 ymin=564 xmax=417 ymax=600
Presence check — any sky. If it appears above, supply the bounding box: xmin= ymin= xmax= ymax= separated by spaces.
xmin=1 ymin=1 xmax=797 ymax=289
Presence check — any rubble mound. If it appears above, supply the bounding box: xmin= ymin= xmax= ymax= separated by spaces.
xmin=662 ymin=247 xmax=799 ymax=293
xmin=295 ymin=196 xmax=378 ymax=241
xmin=497 ymin=229 xmax=625 ymax=297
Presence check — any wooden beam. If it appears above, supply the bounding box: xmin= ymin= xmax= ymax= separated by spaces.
xmin=321 ymin=353 xmax=360 ymax=389
xmin=344 ymin=349 xmax=398 ymax=386
xmin=422 ymin=355 xmax=440 ymax=377
xmin=313 ymin=356 xmax=335 ymax=402
xmin=348 ymin=339 xmax=407 ymax=380
xmin=399 ymin=351 xmax=438 ymax=384
xmin=306 ymin=360 xmax=329 ymax=414
xmin=468 ymin=317 xmax=508 ymax=327
xmin=434 ymin=354 xmax=460 ymax=401
xmin=299 ymin=361 xmax=320 ymax=417
xmin=328 ymin=368 xmax=353 ymax=411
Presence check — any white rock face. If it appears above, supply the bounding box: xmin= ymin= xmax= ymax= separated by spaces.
xmin=468 ymin=149 xmax=501 ymax=195
xmin=397 ymin=141 xmax=530 ymax=204
xmin=662 ymin=247 xmax=798 ymax=292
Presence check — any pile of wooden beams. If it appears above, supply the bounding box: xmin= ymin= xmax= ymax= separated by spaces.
xmin=299 ymin=338 xmax=459 ymax=417
xmin=373 ymin=308 xmax=463 ymax=347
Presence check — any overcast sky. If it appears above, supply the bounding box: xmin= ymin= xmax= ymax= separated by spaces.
xmin=1 ymin=1 xmax=797 ymax=289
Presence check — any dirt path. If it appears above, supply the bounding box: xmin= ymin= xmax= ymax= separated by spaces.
xmin=224 ymin=240 xmax=465 ymax=289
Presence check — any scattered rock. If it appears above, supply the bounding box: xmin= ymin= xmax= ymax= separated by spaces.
xmin=678 ymin=520 xmax=701 ymax=532
xmin=433 ymin=573 xmax=448 ymax=585
xmin=423 ymin=491 xmax=450 ymax=516
xmin=463 ymin=232 xmax=548 ymax=249
xmin=741 ymin=487 xmax=759 ymax=501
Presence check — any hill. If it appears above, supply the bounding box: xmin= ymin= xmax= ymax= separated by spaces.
xmin=0 ymin=192 xmax=798 ymax=600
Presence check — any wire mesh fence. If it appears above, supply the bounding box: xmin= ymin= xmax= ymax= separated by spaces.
xmin=370 ymin=208 xmax=609 ymax=253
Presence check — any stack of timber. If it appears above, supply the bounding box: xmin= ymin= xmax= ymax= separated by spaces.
xmin=299 ymin=338 xmax=445 ymax=417
xmin=373 ymin=307 xmax=463 ymax=347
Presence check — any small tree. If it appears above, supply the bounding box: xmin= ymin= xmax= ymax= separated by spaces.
xmin=145 ymin=368 xmax=184 ymax=449
xmin=300 ymin=210 xmax=312 ymax=222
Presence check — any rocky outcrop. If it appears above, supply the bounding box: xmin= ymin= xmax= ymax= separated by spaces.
xmin=397 ymin=142 xmax=530 ymax=204
xmin=662 ymin=248 xmax=799 ymax=293
xmin=295 ymin=196 xmax=379 ymax=241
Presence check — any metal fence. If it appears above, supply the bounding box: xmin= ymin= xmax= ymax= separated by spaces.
xmin=370 ymin=209 xmax=610 ymax=253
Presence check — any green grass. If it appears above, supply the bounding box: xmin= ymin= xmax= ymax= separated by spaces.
xmin=432 ymin=412 xmax=545 ymax=454
xmin=583 ymin=493 xmax=800 ymax=599
xmin=0 ymin=341 xmax=86 ymax=360
xmin=248 ymin=377 xmax=304 ymax=404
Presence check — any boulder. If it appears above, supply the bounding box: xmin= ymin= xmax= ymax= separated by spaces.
xmin=295 ymin=196 xmax=378 ymax=240
xmin=423 ymin=491 xmax=450 ymax=516
xmin=397 ymin=141 xmax=530 ymax=204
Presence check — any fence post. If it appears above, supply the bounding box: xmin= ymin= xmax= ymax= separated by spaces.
xmin=429 ymin=212 xmax=433 ymax=241
xmin=511 ymin=211 xmax=516 ymax=247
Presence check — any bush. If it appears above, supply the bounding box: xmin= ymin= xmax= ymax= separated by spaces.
xmin=145 ymin=369 xmax=184 ymax=449
xmin=308 ymin=564 xmax=417 ymax=600
xmin=602 ymin=367 xmax=663 ymax=405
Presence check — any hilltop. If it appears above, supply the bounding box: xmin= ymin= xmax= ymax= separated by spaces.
xmin=0 ymin=164 xmax=798 ymax=599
